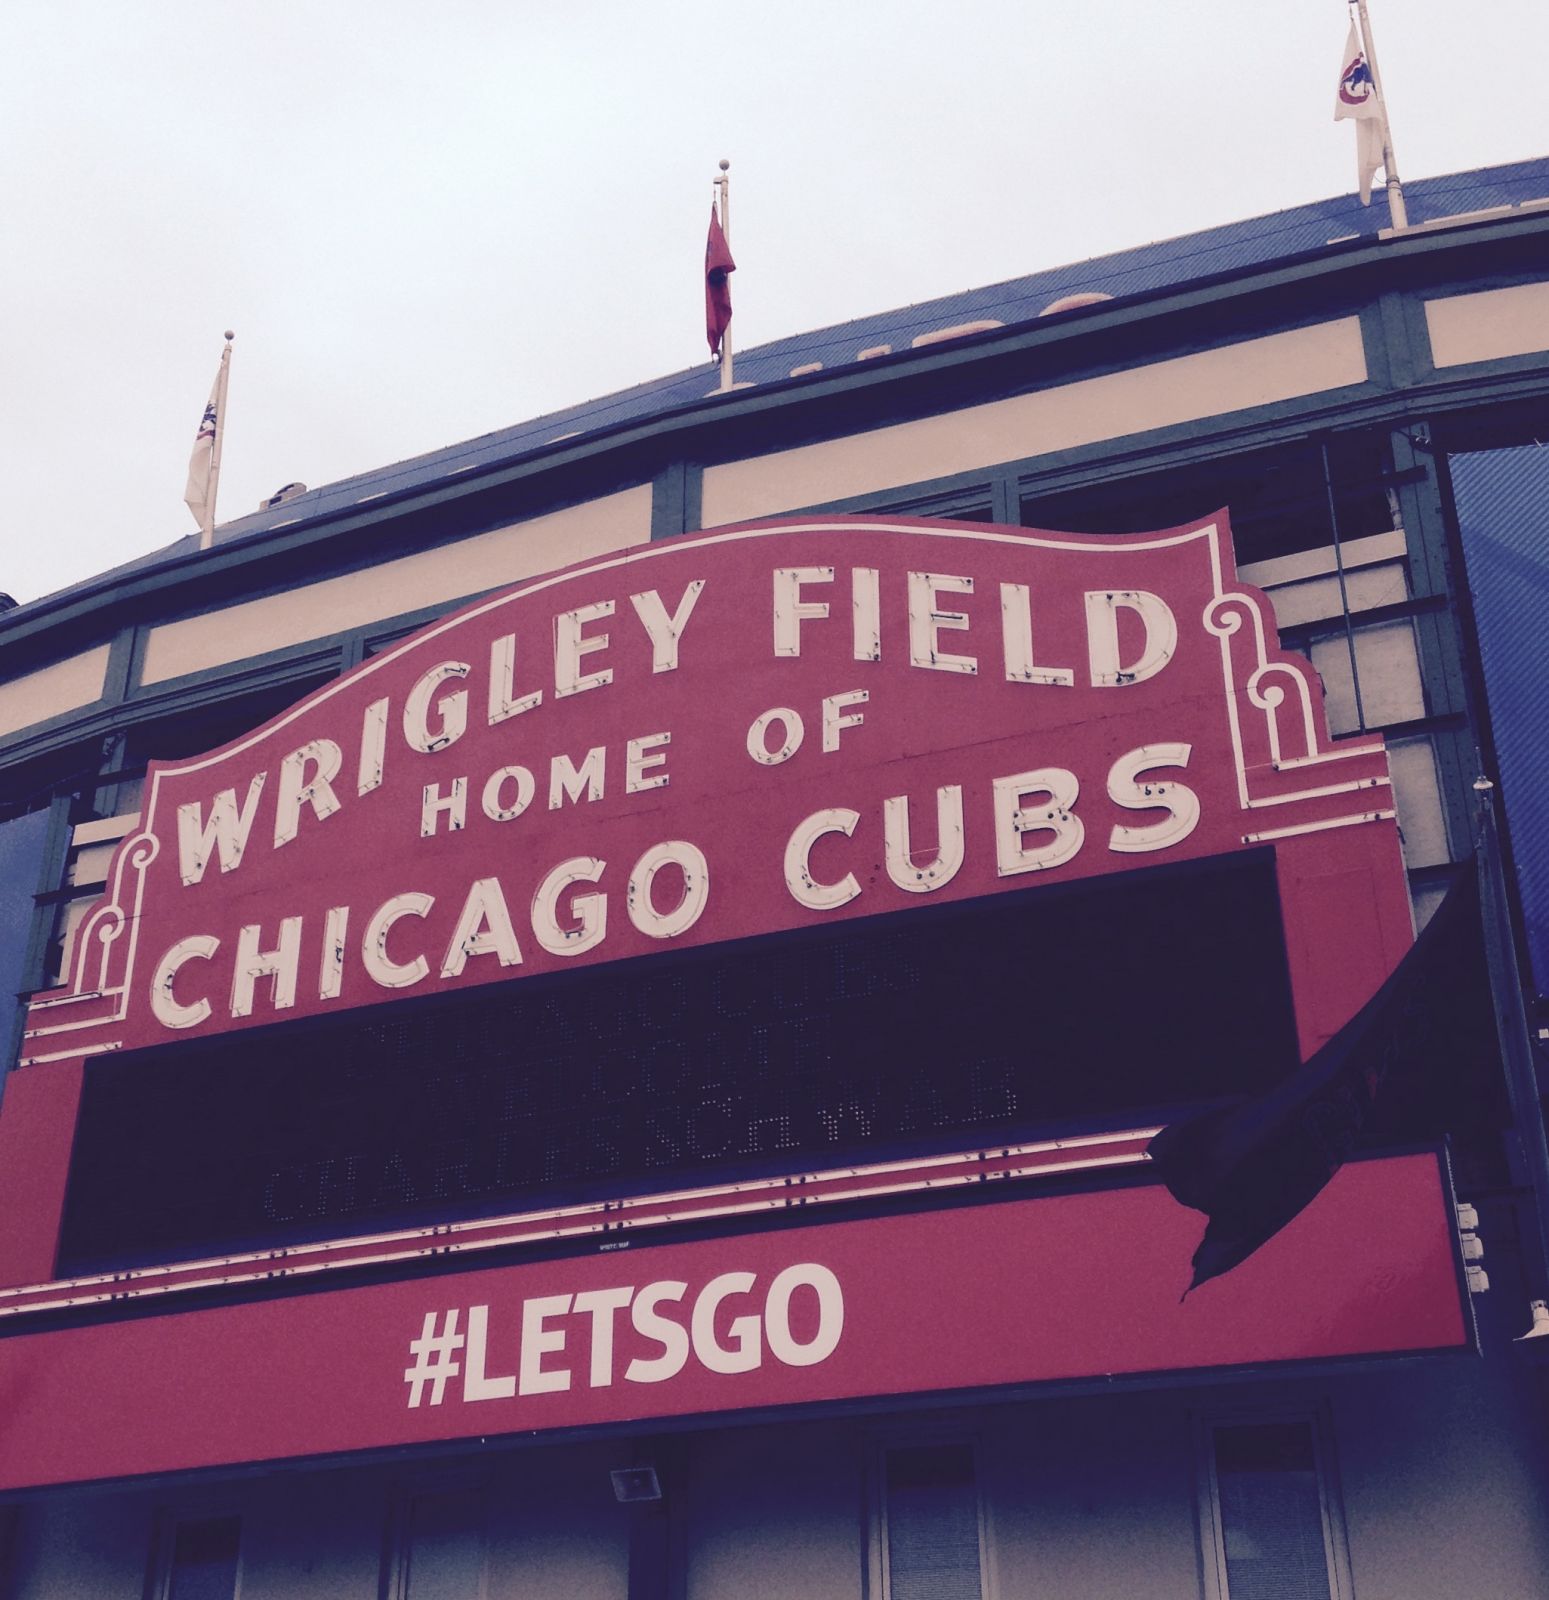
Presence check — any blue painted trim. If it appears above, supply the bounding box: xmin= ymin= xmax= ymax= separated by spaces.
xmin=651 ymin=462 xmax=689 ymax=540
xmin=101 ymin=628 xmax=137 ymax=707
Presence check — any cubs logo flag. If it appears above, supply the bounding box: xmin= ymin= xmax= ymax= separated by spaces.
xmin=1334 ymin=19 xmax=1384 ymax=206
xmin=705 ymin=205 xmax=736 ymax=360
xmin=183 ymin=366 xmax=221 ymax=530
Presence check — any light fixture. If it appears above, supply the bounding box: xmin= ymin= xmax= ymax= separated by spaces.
xmin=610 ymin=1465 xmax=663 ymax=1503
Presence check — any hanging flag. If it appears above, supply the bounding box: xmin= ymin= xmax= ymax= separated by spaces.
xmin=1334 ymin=18 xmax=1385 ymax=206
xmin=705 ymin=205 xmax=736 ymax=360
xmin=184 ymin=363 xmax=222 ymax=532
xmin=1148 ymin=866 xmax=1492 ymax=1290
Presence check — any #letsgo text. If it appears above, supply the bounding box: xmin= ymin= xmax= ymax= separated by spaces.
xmin=404 ymin=1261 xmax=844 ymax=1408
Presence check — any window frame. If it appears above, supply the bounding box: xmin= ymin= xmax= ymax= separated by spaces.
xmin=144 ymin=1508 xmax=244 ymax=1600
xmin=867 ymin=1430 xmax=995 ymax=1600
xmin=379 ymin=1470 xmax=492 ymax=1600
xmin=1193 ymin=1405 xmax=1355 ymax=1600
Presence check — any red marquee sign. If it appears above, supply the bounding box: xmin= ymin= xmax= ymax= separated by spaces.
xmin=0 ymin=1153 xmax=1470 ymax=1492
xmin=22 ymin=514 xmax=1413 ymax=1070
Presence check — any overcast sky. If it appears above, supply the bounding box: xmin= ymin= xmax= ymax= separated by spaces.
xmin=3 ymin=1 xmax=1546 ymax=606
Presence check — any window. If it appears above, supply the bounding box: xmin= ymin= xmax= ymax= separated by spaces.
xmin=876 ymin=1443 xmax=985 ymax=1600
xmin=111 ymin=670 xmax=337 ymax=818
xmin=149 ymin=1514 xmax=241 ymax=1600
xmin=41 ymin=810 xmax=138 ymax=988
xmin=382 ymin=1484 xmax=489 ymax=1600
xmin=1197 ymin=1416 xmax=1352 ymax=1600
xmin=1308 ymin=619 xmax=1427 ymax=735
xmin=1020 ymin=431 xmax=1399 ymax=568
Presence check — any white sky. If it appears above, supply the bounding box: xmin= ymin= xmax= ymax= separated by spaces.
xmin=2 ymin=1 xmax=1546 ymax=606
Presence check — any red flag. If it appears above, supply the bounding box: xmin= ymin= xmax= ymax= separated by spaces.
xmin=705 ymin=205 xmax=735 ymax=359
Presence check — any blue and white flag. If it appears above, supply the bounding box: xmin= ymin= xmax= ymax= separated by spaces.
xmin=1334 ymin=20 xmax=1384 ymax=206
xmin=184 ymin=361 xmax=223 ymax=532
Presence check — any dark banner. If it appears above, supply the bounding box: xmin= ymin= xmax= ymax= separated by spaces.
xmin=1450 ymin=448 xmax=1549 ymax=998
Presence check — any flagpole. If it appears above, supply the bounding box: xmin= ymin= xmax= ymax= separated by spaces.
xmin=201 ymin=330 xmax=234 ymax=551
xmin=715 ymin=160 xmax=733 ymax=391
xmin=1353 ymin=1 xmax=1409 ymax=230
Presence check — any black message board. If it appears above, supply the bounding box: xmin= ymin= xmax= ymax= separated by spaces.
xmin=59 ymin=850 xmax=1299 ymax=1273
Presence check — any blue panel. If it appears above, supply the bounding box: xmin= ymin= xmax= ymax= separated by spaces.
xmin=0 ymin=808 xmax=50 ymax=1080
xmin=1451 ymin=446 xmax=1549 ymax=997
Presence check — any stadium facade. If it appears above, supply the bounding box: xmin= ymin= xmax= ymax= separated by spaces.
xmin=1 ymin=157 xmax=1548 ymax=1600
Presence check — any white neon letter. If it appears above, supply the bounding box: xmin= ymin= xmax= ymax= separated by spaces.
xmin=993 ymin=768 xmax=1084 ymax=876
xmin=630 ymin=581 xmax=705 ymax=673
xmin=150 ymin=935 xmax=220 ymax=1029
xmin=1106 ymin=742 xmax=1201 ymax=854
xmin=908 ymin=571 xmax=977 ymax=674
xmin=773 ymin=567 xmax=834 ymax=656
xmin=402 ymin=661 xmax=471 ymax=752
xmin=362 ymin=892 xmax=435 ymax=989
xmin=784 ymin=808 xmax=862 ymax=910
xmin=177 ymin=774 xmax=266 ymax=885
xmin=230 ymin=917 xmax=303 ymax=1018
xmin=273 ymin=739 xmax=343 ymax=849
xmin=554 ymin=601 xmax=615 ymax=697
xmin=532 ymin=857 xmax=608 ymax=956
xmin=884 ymin=786 xmax=964 ymax=894
xmin=441 ymin=876 xmax=523 ymax=977
xmin=1085 ymin=590 xmax=1177 ymax=687
xmin=626 ymin=842 xmax=709 ymax=940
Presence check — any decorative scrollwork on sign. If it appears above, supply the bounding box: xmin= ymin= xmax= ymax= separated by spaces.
xmin=1246 ymin=662 xmax=1320 ymax=770
xmin=1204 ymin=587 xmax=1341 ymax=798
xmin=65 ymin=831 xmax=160 ymax=1012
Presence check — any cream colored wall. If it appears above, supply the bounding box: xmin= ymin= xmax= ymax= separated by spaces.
xmin=684 ymin=1421 xmax=865 ymax=1600
xmin=984 ymin=1391 xmax=1202 ymax=1600
xmin=10 ymin=1362 xmax=1549 ymax=1600
xmin=1424 ymin=279 xmax=1549 ymax=368
xmin=140 ymin=486 xmax=652 ymax=686
xmin=4 ymin=1445 xmax=629 ymax=1600
xmin=701 ymin=319 xmax=1368 ymax=526
xmin=233 ymin=1469 xmax=389 ymax=1600
xmin=0 ymin=644 xmax=110 ymax=739
xmin=1330 ymin=1338 xmax=1549 ymax=1598
xmin=484 ymin=1442 xmax=628 ymax=1600
xmin=4 ymin=1490 xmax=155 ymax=1600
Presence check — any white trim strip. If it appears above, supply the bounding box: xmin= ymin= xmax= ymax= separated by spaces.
xmin=17 ymin=1040 xmax=122 ymax=1066
xmin=1273 ymin=743 xmax=1384 ymax=770
xmin=23 ymin=988 xmax=115 ymax=1015
xmin=0 ymin=1130 xmax=1159 ymax=1317
xmin=1242 ymin=809 xmax=1396 ymax=844
xmin=1245 ymin=776 xmax=1390 ymax=809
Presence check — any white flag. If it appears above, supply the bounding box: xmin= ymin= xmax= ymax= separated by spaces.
xmin=183 ymin=367 xmax=221 ymax=531
xmin=1334 ymin=20 xmax=1384 ymax=206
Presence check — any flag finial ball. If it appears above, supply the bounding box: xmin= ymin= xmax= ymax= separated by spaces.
xmin=224 ymin=329 xmax=235 ymax=342
xmin=719 ymin=159 xmax=730 ymax=171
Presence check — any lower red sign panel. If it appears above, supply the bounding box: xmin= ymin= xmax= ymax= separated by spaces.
xmin=0 ymin=1153 xmax=1467 ymax=1491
